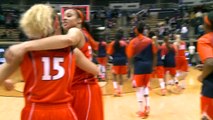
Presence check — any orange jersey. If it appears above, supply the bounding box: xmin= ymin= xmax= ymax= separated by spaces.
xmin=127 ymin=34 xmax=157 ymax=58
xmin=71 ymin=31 xmax=103 ymax=120
xmin=198 ymin=32 xmax=213 ymax=98
xmin=21 ymin=48 xmax=75 ymax=104
xmin=198 ymin=32 xmax=213 ymax=63
xmin=72 ymin=32 xmax=97 ymax=86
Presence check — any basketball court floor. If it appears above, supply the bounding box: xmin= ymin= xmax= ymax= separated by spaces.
xmin=0 ymin=66 xmax=201 ymax=120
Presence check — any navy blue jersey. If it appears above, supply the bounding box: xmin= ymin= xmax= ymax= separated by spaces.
xmin=157 ymin=46 xmax=163 ymax=66
xmin=98 ymin=42 xmax=107 ymax=57
xmin=127 ymin=35 xmax=155 ymax=74
xmin=162 ymin=44 xmax=176 ymax=67
xmin=108 ymin=41 xmax=127 ymax=66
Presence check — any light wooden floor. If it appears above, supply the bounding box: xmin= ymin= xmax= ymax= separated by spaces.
xmin=0 ymin=67 xmax=202 ymax=120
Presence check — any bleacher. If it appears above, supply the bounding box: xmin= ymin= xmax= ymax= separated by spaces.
xmin=0 ymin=25 xmax=20 ymax=41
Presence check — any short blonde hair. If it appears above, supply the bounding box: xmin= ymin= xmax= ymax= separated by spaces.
xmin=20 ymin=4 xmax=55 ymax=38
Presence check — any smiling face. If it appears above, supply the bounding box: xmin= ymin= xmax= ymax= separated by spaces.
xmin=62 ymin=9 xmax=82 ymax=30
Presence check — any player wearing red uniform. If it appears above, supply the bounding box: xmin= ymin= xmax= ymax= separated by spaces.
xmin=151 ymin=36 xmax=166 ymax=95
xmin=161 ymin=36 xmax=181 ymax=91
xmin=197 ymin=11 xmax=213 ymax=120
xmin=5 ymin=8 xmax=104 ymax=120
xmin=174 ymin=34 xmax=188 ymax=89
xmin=107 ymin=30 xmax=128 ymax=96
xmin=127 ymin=22 xmax=157 ymax=119
xmin=97 ymin=39 xmax=108 ymax=80
xmin=0 ymin=4 xmax=99 ymax=120
xmin=63 ymin=9 xmax=103 ymax=120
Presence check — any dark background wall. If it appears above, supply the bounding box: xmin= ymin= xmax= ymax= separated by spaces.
xmin=0 ymin=0 xmax=179 ymax=6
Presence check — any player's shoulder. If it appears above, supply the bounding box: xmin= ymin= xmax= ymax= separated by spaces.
xmin=198 ymin=33 xmax=213 ymax=43
xmin=68 ymin=27 xmax=81 ymax=32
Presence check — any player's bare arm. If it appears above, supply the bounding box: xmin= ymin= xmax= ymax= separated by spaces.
xmin=198 ymin=58 xmax=213 ymax=82
xmin=5 ymin=28 xmax=85 ymax=64
xmin=0 ymin=60 xmax=20 ymax=85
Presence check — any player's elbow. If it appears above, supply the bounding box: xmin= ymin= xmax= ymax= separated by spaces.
xmin=64 ymin=35 xmax=77 ymax=46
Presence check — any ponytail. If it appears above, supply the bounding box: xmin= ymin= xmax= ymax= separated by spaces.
xmin=114 ymin=30 xmax=123 ymax=51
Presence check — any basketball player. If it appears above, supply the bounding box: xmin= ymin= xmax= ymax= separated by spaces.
xmin=173 ymin=34 xmax=188 ymax=89
xmin=152 ymin=36 xmax=166 ymax=96
xmin=107 ymin=30 xmax=128 ymax=96
xmin=197 ymin=11 xmax=213 ymax=120
xmin=63 ymin=9 xmax=103 ymax=120
xmin=161 ymin=36 xmax=181 ymax=91
xmin=5 ymin=8 xmax=104 ymax=120
xmin=0 ymin=4 xmax=99 ymax=120
xmin=97 ymin=39 xmax=108 ymax=80
xmin=127 ymin=21 xmax=157 ymax=119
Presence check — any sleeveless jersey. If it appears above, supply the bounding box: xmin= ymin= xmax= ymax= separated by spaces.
xmin=107 ymin=40 xmax=127 ymax=66
xmin=98 ymin=42 xmax=107 ymax=57
xmin=161 ymin=43 xmax=176 ymax=67
xmin=128 ymin=34 xmax=154 ymax=74
xmin=72 ymin=31 xmax=96 ymax=85
xmin=21 ymin=48 xmax=75 ymax=104
xmin=175 ymin=41 xmax=186 ymax=57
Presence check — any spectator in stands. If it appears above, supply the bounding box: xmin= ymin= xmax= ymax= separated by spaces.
xmin=0 ymin=31 xmax=7 ymax=39
xmin=0 ymin=14 xmax=5 ymax=25
xmin=180 ymin=24 xmax=189 ymax=40
xmin=5 ymin=13 xmax=12 ymax=29
xmin=188 ymin=41 xmax=196 ymax=66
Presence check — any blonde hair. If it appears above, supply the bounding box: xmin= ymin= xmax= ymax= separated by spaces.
xmin=20 ymin=4 xmax=55 ymax=38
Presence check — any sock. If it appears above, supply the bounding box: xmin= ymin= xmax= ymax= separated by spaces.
xmin=159 ymin=78 xmax=165 ymax=89
xmin=176 ymin=71 xmax=180 ymax=77
xmin=181 ymin=80 xmax=186 ymax=89
xmin=113 ymin=81 xmax=118 ymax=89
xmin=119 ymin=85 xmax=123 ymax=93
xmin=144 ymin=87 xmax=150 ymax=107
xmin=136 ymin=87 xmax=144 ymax=111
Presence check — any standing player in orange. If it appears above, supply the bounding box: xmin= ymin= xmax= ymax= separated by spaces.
xmin=161 ymin=36 xmax=181 ymax=91
xmin=151 ymin=36 xmax=166 ymax=96
xmin=63 ymin=9 xmax=103 ymax=120
xmin=5 ymin=8 xmax=104 ymax=120
xmin=97 ymin=39 xmax=108 ymax=80
xmin=107 ymin=30 xmax=128 ymax=96
xmin=0 ymin=4 xmax=99 ymax=120
xmin=127 ymin=22 xmax=157 ymax=119
xmin=173 ymin=34 xmax=188 ymax=89
xmin=197 ymin=11 xmax=213 ymax=120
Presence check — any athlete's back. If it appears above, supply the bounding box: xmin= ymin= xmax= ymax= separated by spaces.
xmin=21 ymin=48 xmax=75 ymax=104
xmin=21 ymin=48 xmax=77 ymax=120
